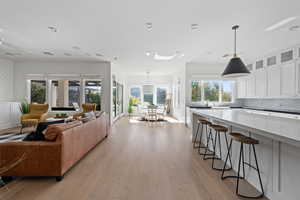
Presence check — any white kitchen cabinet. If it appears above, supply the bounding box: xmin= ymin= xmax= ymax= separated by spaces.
xmin=297 ymin=62 xmax=300 ymax=96
xmin=246 ymin=74 xmax=255 ymax=97
xmin=237 ymin=78 xmax=246 ymax=98
xmin=255 ymin=69 xmax=267 ymax=97
xmin=267 ymin=65 xmax=281 ymax=97
xmin=281 ymin=62 xmax=296 ymax=97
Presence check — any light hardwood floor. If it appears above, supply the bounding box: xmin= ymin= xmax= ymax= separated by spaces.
xmin=0 ymin=117 xmax=268 ymax=200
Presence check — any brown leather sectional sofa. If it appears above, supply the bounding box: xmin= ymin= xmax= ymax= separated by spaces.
xmin=0 ymin=112 xmax=109 ymax=181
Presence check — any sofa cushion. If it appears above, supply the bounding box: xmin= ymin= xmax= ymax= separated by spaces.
xmin=83 ymin=111 xmax=96 ymax=119
xmin=44 ymin=121 xmax=82 ymax=141
xmin=78 ymin=117 xmax=94 ymax=123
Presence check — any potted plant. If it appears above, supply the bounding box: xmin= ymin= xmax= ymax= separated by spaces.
xmin=128 ymin=97 xmax=133 ymax=117
xmin=19 ymin=99 xmax=30 ymax=114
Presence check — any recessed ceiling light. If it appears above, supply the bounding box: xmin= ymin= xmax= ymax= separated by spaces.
xmin=289 ymin=25 xmax=300 ymax=31
xmin=145 ymin=22 xmax=153 ymax=30
xmin=96 ymin=53 xmax=103 ymax=57
xmin=64 ymin=53 xmax=72 ymax=56
xmin=265 ymin=16 xmax=298 ymax=31
xmin=154 ymin=53 xmax=176 ymax=61
xmin=48 ymin=26 xmax=57 ymax=32
xmin=5 ymin=52 xmax=14 ymax=56
xmin=72 ymin=46 xmax=80 ymax=50
xmin=43 ymin=51 xmax=54 ymax=56
xmin=191 ymin=24 xmax=199 ymax=30
xmin=146 ymin=51 xmax=151 ymax=56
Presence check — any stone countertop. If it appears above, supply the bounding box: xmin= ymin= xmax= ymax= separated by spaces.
xmin=192 ymin=108 xmax=300 ymax=146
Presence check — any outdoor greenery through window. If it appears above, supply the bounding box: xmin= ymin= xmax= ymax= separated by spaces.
xmin=191 ymin=80 xmax=234 ymax=103
xmin=30 ymin=80 xmax=46 ymax=104
xmin=157 ymin=88 xmax=167 ymax=105
xmin=85 ymin=80 xmax=101 ymax=110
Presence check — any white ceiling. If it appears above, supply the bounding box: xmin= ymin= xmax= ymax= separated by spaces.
xmin=0 ymin=0 xmax=300 ymax=75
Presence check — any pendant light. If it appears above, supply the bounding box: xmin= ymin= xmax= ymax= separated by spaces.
xmin=222 ymin=25 xmax=250 ymax=78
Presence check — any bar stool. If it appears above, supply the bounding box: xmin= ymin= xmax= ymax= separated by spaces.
xmin=221 ymin=132 xmax=264 ymax=199
xmin=203 ymin=124 xmax=232 ymax=171
xmin=193 ymin=119 xmax=211 ymax=150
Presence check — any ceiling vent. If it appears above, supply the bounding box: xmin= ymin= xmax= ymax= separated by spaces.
xmin=43 ymin=51 xmax=54 ymax=56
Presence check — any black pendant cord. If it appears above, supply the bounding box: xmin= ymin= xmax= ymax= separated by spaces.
xmin=232 ymin=25 xmax=239 ymax=57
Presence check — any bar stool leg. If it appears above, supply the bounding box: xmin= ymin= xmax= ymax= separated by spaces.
xmin=211 ymin=130 xmax=219 ymax=169
xmin=236 ymin=142 xmax=243 ymax=195
xmin=224 ymin=134 xmax=233 ymax=169
xmin=221 ymin=139 xmax=233 ymax=179
xmin=203 ymin=128 xmax=215 ymax=159
xmin=193 ymin=122 xmax=201 ymax=148
xmin=237 ymin=143 xmax=264 ymax=199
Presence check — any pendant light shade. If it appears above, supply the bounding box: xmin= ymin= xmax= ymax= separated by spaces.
xmin=222 ymin=25 xmax=250 ymax=78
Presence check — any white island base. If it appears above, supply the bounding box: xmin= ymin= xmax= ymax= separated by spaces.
xmin=192 ymin=109 xmax=300 ymax=200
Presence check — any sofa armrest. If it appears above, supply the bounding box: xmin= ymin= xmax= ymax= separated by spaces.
xmin=0 ymin=141 xmax=62 ymax=176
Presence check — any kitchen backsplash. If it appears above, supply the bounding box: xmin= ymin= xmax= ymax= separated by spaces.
xmin=236 ymin=98 xmax=300 ymax=113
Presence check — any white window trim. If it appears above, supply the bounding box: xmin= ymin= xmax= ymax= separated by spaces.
xmin=191 ymin=80 xmax=235 ymax=103
xmin=27 ymin=74 xmax=102 ymax=110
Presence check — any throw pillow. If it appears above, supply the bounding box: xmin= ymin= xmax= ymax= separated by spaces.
xmin=23 ymin=120 xmax=65 ymax=141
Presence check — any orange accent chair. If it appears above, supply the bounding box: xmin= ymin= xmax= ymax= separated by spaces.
xmin=21 ymin=104 xmax=49 ymax=133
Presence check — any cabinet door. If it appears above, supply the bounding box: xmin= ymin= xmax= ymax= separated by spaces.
xmin=281 ymin=63 xmax=296 ymax=97
xmin=255 ymin=69 xmax=267 ymax=97
xmin=237 ymin=78 xmax=246 ymax=98
xmin=246 ymin=75 xmax=255 ymax=97
xmin=267 ymin=66 xmax=281 ymax=97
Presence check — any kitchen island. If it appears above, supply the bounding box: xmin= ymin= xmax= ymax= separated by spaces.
xmin=192 ymin=108 xmax=300 ymax=200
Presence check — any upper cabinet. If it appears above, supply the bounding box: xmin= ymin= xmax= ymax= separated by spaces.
xmin=280 ymin=49 xmax=296 ymax=97
xmin=237 ymin=78 xmax=246 ymax=98
xmin=236 ymin=45 xmax=300 ymax=99
xmin=281 ymin=62 xmax=296 ymax=97
xmin=267 ymin=65 xmax=281 ymax=97
xmin=255 ymin=69 xmax=267 ymax=97
xmin=245 ymin=74 xmax=255 ymax=97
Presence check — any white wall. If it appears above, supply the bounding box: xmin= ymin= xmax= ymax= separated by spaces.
xmin=13 ymin=60 xmax=112 ymax=123
xmin=0 ymin=59 xmax=20 ymax=129
xmin=171 ymin=68 xmax=186 ymax=122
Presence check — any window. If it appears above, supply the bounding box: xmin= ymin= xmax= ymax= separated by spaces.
xmin=221 ymin=81 xmax=233 ymax=102
xmin=85 ymin=80 xmax=101 ymax=110
xmin=30 ymin=80 xmax=46 ymax=104
xmin=203 ymin=81 xmax=219 ymax=102
xmin=191 ymin=80 xmax=234 ymax=103
xmin=143 ymin=85 xmax=154 ymax=104
xmin=113 ymin=78 xmax=124 ymax=118
xmin=191 ymin=81 xmax=202 ymax=102
xmin=157 ymin=88 xmax=167 ymax=105
xmin=130 ymin=87 xmax=141 ymax=100
xmin=50 ymin=80 xmax=80 ymax=108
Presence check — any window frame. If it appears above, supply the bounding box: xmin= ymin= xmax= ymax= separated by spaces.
xmin=191 ymin=80 xmax=235 ymax=103
xmin=26 ymin=75 xmax=103 ymax=111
